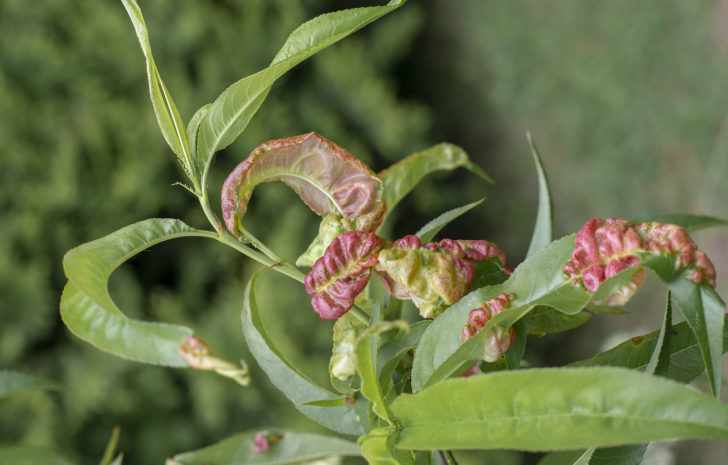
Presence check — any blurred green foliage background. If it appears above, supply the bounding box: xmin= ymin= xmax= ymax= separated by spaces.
xmin=1 ymin=0 xmax=726 ymax=464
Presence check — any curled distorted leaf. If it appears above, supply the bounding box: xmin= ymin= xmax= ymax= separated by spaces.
xmin=221 ymin=132 xmax=386 ymax=239
xmin=305 ymin=231 xmax=384 ymax=319
xmin=462 ymin=293 xmax=516 ymax=363
xmin=178 ymin=336 xmax=250 ymax=386
xmin=375 ymin=236 xmax=506 ymax=319
xmin=330 ymin=313 xmax=367 ymax=381
xmin=564 ymin=218 xmax=717 ymax=305
xmin=297 ymin=214 xmax=352 ymax=267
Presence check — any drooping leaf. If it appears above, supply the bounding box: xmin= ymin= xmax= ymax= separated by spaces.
xmin=415 ymin=198 xmax=484 ymax=243
xmin=525 ymin=133 xmax=553 ymax=258
xmin=0 ymin=446 xmax=76 ymax=465
xmin=645 ymin=291 xmax=673 ymax=376
xmin=61 ymin=219 xmax=214 ymax=366
xmin=222 ymin=133 xmax=386 ymax=239
xmin=356 ymin=321 xmax=409 ymax=423
xmin=0 ymin=370 xmax=62 ymax=399
xmin=196 ymin=2 xmax=406 ymax=182
xmin=392 ymin=367 xmax=728 ymax=451
xmin=173 ymin=428 xmax=361 ymax=465
xmin=378 ymin=144 xmax=492 ymax=230
xmin=120 ymin=0 xmax=197 ymax=187
xmin=241 ymin=272 xmax=366 ymax=435
xmin=304 ymin=231 xmax=384 ymax=319
xmin=629 ymin=214 xmax=728 ymax=232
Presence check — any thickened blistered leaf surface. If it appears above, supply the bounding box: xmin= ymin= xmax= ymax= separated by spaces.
xmin=221 ymin=132 xmax=385 ymax=238
xmin=305 ymin=231 xmax=383 ymax=319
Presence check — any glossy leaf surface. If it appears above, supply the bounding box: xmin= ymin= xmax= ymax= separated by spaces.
xmin=61 ymin=219 xmax=206 ymax=366
xmin=173 ymin=428 xmax=360 ymax=465
xmin=196 ymin=1 xmax=406 ymax=180
xmin=0 ymin=370 xmax=62 ymax=399
xmin=121 ymin=0 xmax=196 ymax=186
xmin=415 ymin=198 xmax=484 ymax=243
xmin=222 ymin=133 xmax=385 ymax=238
xmin=241 ymin=272 xmax=366 ymax=435
xmin=378 ymin=144 xmax=491 ymax=229
xmin=525 ymin=133 xmax=553 ymax=258
xmin=392 ymin=368 xmax=728 ymax=451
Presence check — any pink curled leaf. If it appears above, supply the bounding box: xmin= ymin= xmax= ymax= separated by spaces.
xmin=305 ymin=231 xmax=383 ymax=319
xmin=564 ymin=218 xmax=717 ymax=305
xmin=221 ymin=132 xmax=386 ymax=239
xmin=252 ymin=434 xmax=269 ymax=454
xmin=462 ymin=293 xmax=516 ymax=363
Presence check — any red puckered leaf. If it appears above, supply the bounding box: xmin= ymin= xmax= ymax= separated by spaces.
xmin=221 ymin=132 xmax=386 ymax=239
xmin=305 ymin=231 xmax=383 ymax=319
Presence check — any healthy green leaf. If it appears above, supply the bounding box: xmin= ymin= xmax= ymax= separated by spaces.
xmin=392 ymin=367 xmax=728 ymax=451
xmin=525 ymin=133 xmax=553 ymax=258
xmin=356 ymin=321 xmax=409 ymax=423
xmin=359 ymin=428 xmax=414 ymax=465
xmin=629 ymin=214 xmax=728 ymax=232
xmin=378 ymin=144 xmax=492 ymax=230
xmin=377 ymin=320 xmax=430 ymax=391
xmin=241 ymin=272 xmax=366 ymax=435
xmin=667 ymin=274 xmax=724 ymax=396
xmin=61 ymin=219 xmax=212 ymax=366
xmin=0 ymin=446 xmax=76 ymax=465
xmin=645 ymin=292 xmax=673 ymax=376
xmin=524 ymin=307 xmax=591 ymax=336
xmin=196 ymin=1 xmax=406 ymax=183
xmin=415 ymin=199 xmax=484 ymax=243
xmin=173 ymin=428 xmax=361 ymax=465
xmin=570 ymin=314 xmax=728 ymax=384
xmin=120 ymin=0 xmax=197 ymax=187
xmin=98 ymin=426 xmax=121 ymax=465
xmin=0 ymin=370 xmax=62 ymax=399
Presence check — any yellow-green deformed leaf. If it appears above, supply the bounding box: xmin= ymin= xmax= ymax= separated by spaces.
xmin=241 ymin=272 xmax=367 ymax=435
xmin=0 ymin=370 xmax=62 ymax=399
xmin=392 ymin=367 xmax=728 ymax=451
xmin=173 ymin=428 xmax=361 ymax=465
xmin=525 ymin=133 xmax=553 ymax=258
xmin=61 ymin=219 xmax=212 ymax=366
xmin=196 ymin=1 xmax=406 ymax=183
xmin=120 ymin=0 xmax=197 ymax=188
xmin=378 ymin=144 xmax=491 ymax=230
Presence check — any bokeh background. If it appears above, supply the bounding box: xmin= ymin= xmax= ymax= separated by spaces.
xmin=1 ymin=0 xmax=727 ymax=464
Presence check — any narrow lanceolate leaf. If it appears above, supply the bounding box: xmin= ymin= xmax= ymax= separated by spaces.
xmin=222 ymin=133 xmax=385 ymax=239
xmin=120 ymin=0 xmax=197 ymax=187
xmin=415 ymin=198 xmax=484 ymax=244
xmin=392 ymin=368 xmax=728 ymax=451
xmin=378 ymin=144 xmax=492 ymax=230
xmin=196 ymin=1 xmax=406 ymax=180
xmin=525 ymin=133 xmax=553 ymax=258
xmin=0 ymin=370 xmax=62 ymax=399
xmin=241 ymin=272 xmax=366 ymax=435
xmin=356 ymin=321 xmax=409 ymax=423
xmin=570 ymin=314 xmax=728 ymax=384
xmin=173 ymin=428 xmax=361 ymax=465
xmin=61 ymin=219 xmax=210 ymax=366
